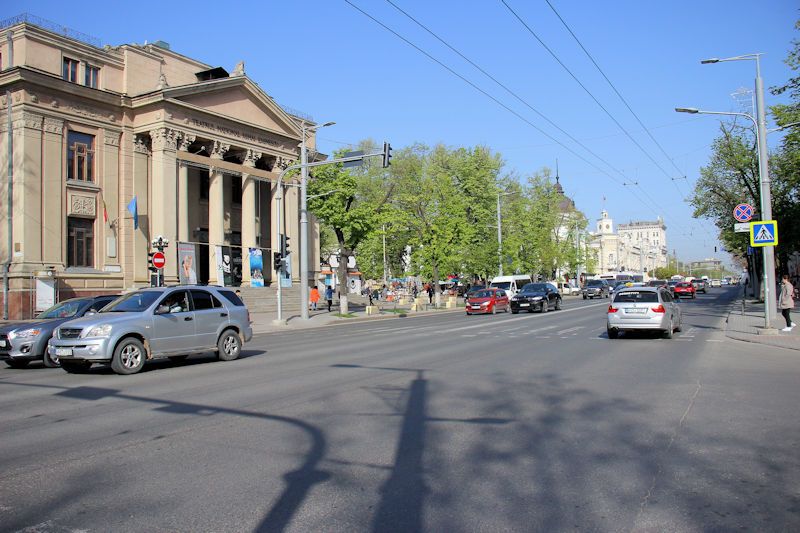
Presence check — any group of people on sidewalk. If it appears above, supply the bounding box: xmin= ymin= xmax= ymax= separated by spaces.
xmin=780 ymin=274 xmax=796 ymax=332
xmin=309 ymin=286 xmax=335 ymax=313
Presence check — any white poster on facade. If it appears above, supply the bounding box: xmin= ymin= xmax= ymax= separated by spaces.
xmin=178 ymin=243 xmax=197 ymax=285
xmin=214 ymin=246 xmax=227 ymax=287
xmin=35 ymin=278 xmax=56 ymax=312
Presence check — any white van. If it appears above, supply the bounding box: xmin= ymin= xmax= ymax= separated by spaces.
xmin=490 ymin=275 xmax=532 ymax=298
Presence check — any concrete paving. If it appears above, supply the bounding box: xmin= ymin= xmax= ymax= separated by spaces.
xmin=725 ymin=299 xmax=799 ymax=351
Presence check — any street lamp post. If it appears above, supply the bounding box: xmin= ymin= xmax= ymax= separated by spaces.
xmin=702 ymin=54 xmax=776 ymax=326
xmin=300 ymin=121 xmax=335 ymax=321
xmin=677 ymin=99 xmax=773 ymax=326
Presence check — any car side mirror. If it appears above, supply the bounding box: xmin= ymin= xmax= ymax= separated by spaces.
xmin=85 ymin=310 xmax=97 ymax=316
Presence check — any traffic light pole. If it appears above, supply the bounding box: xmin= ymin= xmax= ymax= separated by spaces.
xmin=273 ymin=146 xmax=390 ymax=325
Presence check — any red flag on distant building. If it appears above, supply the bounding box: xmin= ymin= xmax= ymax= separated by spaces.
xmin=101 ymin=197 xmax=109 ymax=224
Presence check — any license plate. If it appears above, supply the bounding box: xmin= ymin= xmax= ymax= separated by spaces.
xmin=519 ymin=303 xmax=529 ymax=307
xmin=0 ymin=340 xmax=6 ymax=348
xmin=55 ymin=348 xmax=73 ymax=357
xmin=625 ymin=308 xmax=646 ymax=314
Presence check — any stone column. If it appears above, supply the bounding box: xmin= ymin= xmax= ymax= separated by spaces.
xmin=240 ymin=149 xmax=260 ymax=285
xmin=42 ymin=118 xmax=64 ymax=265
xmin=208 ymin=140 xmax=229 ymax=285
xmin=149 ymin=127 xmax=179 ymax=283
xmin=177 ymin=133 xmax=195 ymax=244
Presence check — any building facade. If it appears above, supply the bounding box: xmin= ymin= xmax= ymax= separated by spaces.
xmin=0 ymin=16 xmax=321 ymax=318
xmin=589 ymin=210 xmax=668 ymax=276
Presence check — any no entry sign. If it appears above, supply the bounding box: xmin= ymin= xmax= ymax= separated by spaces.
xmin=151 ymin=251 xmax=166 ymax=269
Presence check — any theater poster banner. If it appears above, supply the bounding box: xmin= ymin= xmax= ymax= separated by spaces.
xmin=214 ymin=246 xmax=231 ymax=287
xmin=178 ymin=243 xmax=197 ymax=285
xmin=249 ymin=248 xmax=264 ymax=287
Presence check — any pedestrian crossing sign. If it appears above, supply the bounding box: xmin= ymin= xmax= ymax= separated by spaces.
xmin=749 ymin=220 xmax=778 ymax=247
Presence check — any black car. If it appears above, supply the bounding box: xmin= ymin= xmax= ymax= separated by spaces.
xmin=510 ymin=283 xmax=562 ymax=313
xmin=582 ymin=279 xmax=610 ymax=299
xmin=0 ymin=295 xmax=118 ymax=368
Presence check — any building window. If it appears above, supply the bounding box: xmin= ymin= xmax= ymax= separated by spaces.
xmin=67 ymin=217 xmax=94 ymax=267
xmin=200 ymin=174 xmax=209 ymax=200
xmin=232 ymin=178 xmax=242 ymax=205
xmin=85 ymin=64 xmax=100 ymax=88
xmin=63 ymin=57 xmax=79 ymax=82
xmin=67 ymin=131 xmax=95 ymax=181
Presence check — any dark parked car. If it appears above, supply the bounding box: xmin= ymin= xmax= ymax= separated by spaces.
xmin=511 ymin=282 xmax=562 ymax=313
xmin=0 ymin=295 xmax=118 ymax=369
xmin=582 ymin=279 xmax=610 ymax=299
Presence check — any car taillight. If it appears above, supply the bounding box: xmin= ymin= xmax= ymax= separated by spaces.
xmin=651 ymin=304 xmax=666 ymax=313
xmin=608 ymin=305 xmax=618 ymax=313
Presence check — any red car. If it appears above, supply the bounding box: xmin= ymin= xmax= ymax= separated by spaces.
xmin=466 ymin=288 xmax=510 ymax=315
xmin=673 ymin=282 xmax=696 ymax=299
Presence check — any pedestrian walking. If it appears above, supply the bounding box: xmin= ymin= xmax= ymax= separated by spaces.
xmin=309 ymin=286 xmax=320 ymax=311
xmin=427 ymin=283 xmax=434 ymax=304
xmin=779 ymin=274 xmax=795 ymax=332
xmin=325 ymin=285 xmax=334 ymax=312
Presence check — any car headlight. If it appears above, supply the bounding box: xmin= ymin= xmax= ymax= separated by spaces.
xmin=9 ymin=328 xmax=41 ymax=339
xmin=83 ymin=324 xmax=113 ymax=338
xmin=532 ymin=296 xmax=542 ymax=301
xmin=481 ymin=301 xmax=489 ymax=306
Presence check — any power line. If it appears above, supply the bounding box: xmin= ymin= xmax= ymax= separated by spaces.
xmin=342 ymin=0 xmax=648 ymax=205
xmin=543 ymin=0 xmax=687 ymax=198
xmin=344 ymin=1 xmax=697 ymax=239
xmin=499 ymin=1 xmax=683 ymax=194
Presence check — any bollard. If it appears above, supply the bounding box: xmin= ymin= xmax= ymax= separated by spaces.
xmin=365 ymin=305 xmax=379 ymax=315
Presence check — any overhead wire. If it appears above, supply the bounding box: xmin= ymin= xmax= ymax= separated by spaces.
xmin=544 ymin=0 xmax=689 ymax=197
xmin=499 ymin=0 xmax=704 ymax=239
xmin=342 ymin=0 xmax=652 ymax=208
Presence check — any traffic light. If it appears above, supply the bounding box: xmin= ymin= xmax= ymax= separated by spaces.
xmin=382 ymin=141 xmax=392 ymax=168
xmin=147 ymin=251 xmax=158 ymax=273
xmin=273 ymin=251 xmax=283 ymax=271
xmin=280 ymin=234 xmax=290 ymax=257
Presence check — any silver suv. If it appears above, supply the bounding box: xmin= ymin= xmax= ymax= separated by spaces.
xmin=48 ymin=286 xmax=252 ymax=375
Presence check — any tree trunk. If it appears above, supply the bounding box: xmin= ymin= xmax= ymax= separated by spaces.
xmin=433 ymin=263 xmax=441 ymax=307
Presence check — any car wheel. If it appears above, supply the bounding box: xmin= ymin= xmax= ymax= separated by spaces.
xmin=111 ymin=337 xmax=146 ymax=375
xmin=583 ymin=295 xmax=587 ymax=300
xmin=466 ymin=311 xmax=472 ymax=316
xmin=607 ymin=327 xmax=619 ymax=339
xmin=555 ymin=298 xmax=562 ymax=310
xmin=61 ymin=360 xmax=91 ymax=374
xmin=5 ymin=359 xmax=29 ymax=369
xmin=692 ymin=293 xmax=696 ymax=299
xmin=491 ymin=304 xmax=497 ymax=315
xmin=541 ymin=301 xmax=548 ymax=313
xmin=663 ymin=318 xmax=674 ymax=339
xmin=169 ymin=355 xmax=190 ymax=362
xmin=505 ymin=304 xmax=510 ymax=313
xmin=42 ymin=349 xmax=61 ymax=368
xmin=511 ymin=310 xmax=519 ymax=314
xmin=217 ymin=330 xmax=242 ymax=361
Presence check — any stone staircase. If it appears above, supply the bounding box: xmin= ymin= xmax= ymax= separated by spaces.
xmin=237 ymin=285 xmax=304 ymax=314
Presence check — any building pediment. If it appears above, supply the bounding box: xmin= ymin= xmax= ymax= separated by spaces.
xmin=158 ymin=77 xmax=302 ymax=141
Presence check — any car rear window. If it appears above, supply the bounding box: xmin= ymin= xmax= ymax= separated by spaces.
xmin=613 ymin=291 xmax=659 ymax=303
xmin=218 ymin=289 xmax=245 ymax=307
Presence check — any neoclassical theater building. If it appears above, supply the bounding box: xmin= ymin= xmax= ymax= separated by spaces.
xmin=0 ymin=15 xmax=322 ymax=318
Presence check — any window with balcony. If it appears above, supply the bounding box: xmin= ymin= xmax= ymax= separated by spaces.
xmin=85 ymin=64 xmax=100 ymax=88
xmin=67 ymin=217 xmax=94 ymax=267
xmin=63 ymin=57 xmax=79 ymax=82
xmin=67 ymin=131 xmax=95 ymax=182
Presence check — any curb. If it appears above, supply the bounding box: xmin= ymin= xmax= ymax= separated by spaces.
xmin=251 ymin=305 xmax=466 ymax=334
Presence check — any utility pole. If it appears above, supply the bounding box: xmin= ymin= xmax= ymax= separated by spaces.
xmin=497 ymin=193 xmax=503 ymax=276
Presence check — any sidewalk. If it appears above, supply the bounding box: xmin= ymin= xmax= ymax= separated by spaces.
xmin=725 ymin=300 xmax=800 ymax=352
xmin=249 ymin=298 xmax=464 ymax=334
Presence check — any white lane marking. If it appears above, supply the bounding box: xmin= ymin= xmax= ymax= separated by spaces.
xmin=706 ymin=339 xmax=724 ymax=342
xmin=431 ymin=302 xmax=607 ymax=335
xmin=557 ymin=326 xmax=585 ymax=335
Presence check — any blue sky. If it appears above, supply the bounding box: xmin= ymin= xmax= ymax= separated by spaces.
xmin=8 ymin=1 xmax=798 ymax=266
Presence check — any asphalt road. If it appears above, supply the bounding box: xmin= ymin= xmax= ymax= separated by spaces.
xmin=1 ymin=287 xmax=799 ymax=532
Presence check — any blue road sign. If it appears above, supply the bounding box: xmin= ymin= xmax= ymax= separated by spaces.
xmin=750 ymin=220 xmax=778 ymax=247
xmin=734 ymin=203 xmax=754 ymax=222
